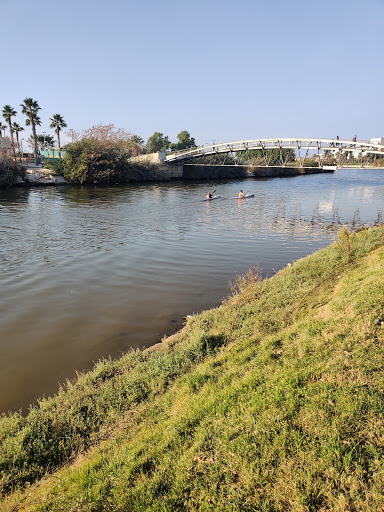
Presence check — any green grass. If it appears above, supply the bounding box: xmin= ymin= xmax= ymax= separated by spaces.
xmin=2 ymin=226 xmax=384 ymax=511
xmin=40 ymin=158 xmax=64 ymax=175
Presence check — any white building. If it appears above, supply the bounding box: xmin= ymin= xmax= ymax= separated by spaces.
xmin=370 ymin=137 xmax=384 ymax=146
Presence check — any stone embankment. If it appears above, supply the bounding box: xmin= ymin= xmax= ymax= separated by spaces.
xmin=17 ymin=166 xmax=69 ymax=186
xmin=13 ymin=162 xmax=337 ymax=186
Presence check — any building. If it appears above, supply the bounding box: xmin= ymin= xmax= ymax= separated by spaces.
xmin=0 ymin=136 xmax=12 ymax=154
xmin=370 ymin=137 xmax=384 ymax=146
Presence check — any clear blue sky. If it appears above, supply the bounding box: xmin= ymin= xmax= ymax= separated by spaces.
xmin=1 ymin=0 xmax=383 ymax=148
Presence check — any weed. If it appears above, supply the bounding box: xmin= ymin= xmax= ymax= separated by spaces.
xmin=337 ymin=227 xmax=352 ymax=262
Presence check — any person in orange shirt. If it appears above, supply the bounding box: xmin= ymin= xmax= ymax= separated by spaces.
xmin=239 ymin=190 xmax=245 ymax=198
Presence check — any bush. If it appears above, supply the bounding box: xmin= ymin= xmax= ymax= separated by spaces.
xmin=41 ymin=158 xmax=65 ymax=175
xmin=0 ymin=155 xmax=25 ymax=186
xmin=296 ymin=157 xmax=319 ymax=168
xmin=373 ymin=157 xmax=384 ymax=167
xmin=62 ymin=138 xmax=133 ymax=184
xmin=323 ymin=155 xmax=338 ymax=166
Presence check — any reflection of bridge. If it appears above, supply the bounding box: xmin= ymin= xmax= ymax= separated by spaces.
xmin=165 ymin=138 xmax=384 ymax=166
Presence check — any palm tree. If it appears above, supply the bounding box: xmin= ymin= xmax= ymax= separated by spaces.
xmin=50 ymin=114 xmax=67 ymax=157
xmin=12 ymin=122 xmax=24 ymax=156
xmin=2 ymin=105 xmax=17 ymax=147
xmin=20 ymin=98 xmax=41 ymax=165
xmin=130 ymin=134 xmax=145 ymax=156
xmin=0 ymin=122 xmax=7 ymax=137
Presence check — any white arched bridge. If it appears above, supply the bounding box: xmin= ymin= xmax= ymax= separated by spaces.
xmin=164 ymin=137 xmax=384 ymax=166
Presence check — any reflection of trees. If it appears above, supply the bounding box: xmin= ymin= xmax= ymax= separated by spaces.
xmin=262 ymin=199 xmax=363 ymax=236
xmin=352 ymin=209 xmax=361 ymax=227
xmin=332 ymin=207 xmax=341 ymax=225
xmin=56 ymin=186 xmax=135 ymax=207
xmin=269 ymin=214 xmax=341 ymax=235
xmin=226 ymin=195 xmax=342 ymax=237
xmin=267 ymin=206 xmax=377 ymax=235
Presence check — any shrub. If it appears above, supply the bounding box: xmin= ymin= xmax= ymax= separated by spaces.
xmin=41 ymin=158 xmax=65 ymax=175
xmin=296 ymin=157 xmax=319 ymax=168
xmin=0 ymin=155 xmax=25 ymax=186
xmin=62 ymin=138 xmax=133 ymax=184
xmin=373 ymin=157 xmax=384 ymax=168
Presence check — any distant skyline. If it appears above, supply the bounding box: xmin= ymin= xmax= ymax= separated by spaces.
xmin=1 ymin=0 xmax=383 ymax=150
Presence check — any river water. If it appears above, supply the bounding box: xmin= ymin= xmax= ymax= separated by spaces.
xmin=1 ymin=168 xmax=383 ymax=414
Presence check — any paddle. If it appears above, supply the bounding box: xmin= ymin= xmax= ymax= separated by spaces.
xmin=202 ymin=190 xmax=216 ymax=201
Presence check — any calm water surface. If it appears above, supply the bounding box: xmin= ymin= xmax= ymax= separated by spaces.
xmin=1 ymin=169 xmax=383 ymax=414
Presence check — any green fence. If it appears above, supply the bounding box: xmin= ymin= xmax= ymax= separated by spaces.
xmin=40 ymin=149 xmax=65 ymax=158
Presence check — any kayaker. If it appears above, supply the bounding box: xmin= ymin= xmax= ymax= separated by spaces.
xmin=206 ymin=192 xmax=213 ymax=199
xmin=239 ymin=190 xmax=245 ymax=198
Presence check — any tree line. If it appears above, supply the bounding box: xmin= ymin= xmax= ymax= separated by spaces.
xmin=42 ymin=125 xmax=198 ymax=184
xmin=1 ymin=98 xmax=197 ymax=163
xmin=1 ymin=99 xmax=67 ymax=165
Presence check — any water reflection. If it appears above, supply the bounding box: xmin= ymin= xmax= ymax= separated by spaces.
xmin=0 ymin=169 xmax=384 ymax=414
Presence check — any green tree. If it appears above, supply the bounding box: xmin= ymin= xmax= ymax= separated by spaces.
xmin=62 ymin=125 xmax=134 ymax=184
xmin=50 ymin=114 xmax=67 ymax=157
xmin=171 ymin=130 xmax=196 ymax=151
xmin=146 ymin=132 xmax=170 ymax=153
xmin=12 ymin=122 xmax=24 ymax=155
xmin=31 ymin=134 xmax=55 ymax=148
xmin=2 ymin=105 xmax=17 ymax=147
xmin=20 ymin=98 xmax=41 ymax=165
xmin=63 ymin=138 xmax=132 ymax=184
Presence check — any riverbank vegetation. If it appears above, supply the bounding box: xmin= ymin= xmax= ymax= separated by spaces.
xmin=1 ymin=226 xmax=384 ymax=511
xmin=237 ymin=148 xmax=296 ymax=166
xmin=372 ymin=157 xmax=384 ymax=167
xmin=61 ymin=128 xmax=133 ymax=184
xmin=42 ymin=125 xmax=171 ymax=184
xmin=0 ymin=155 xmax=24 ymax=186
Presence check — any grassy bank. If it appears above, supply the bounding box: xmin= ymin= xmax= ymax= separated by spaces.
xmin=2 ymin=226 xmax=384 ymax=511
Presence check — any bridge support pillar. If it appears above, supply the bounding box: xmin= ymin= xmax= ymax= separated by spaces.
xmin=177 ymin=163 xmax=184 ymax=177
xmin=162 ymin=163 xmax=184 ymax=179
